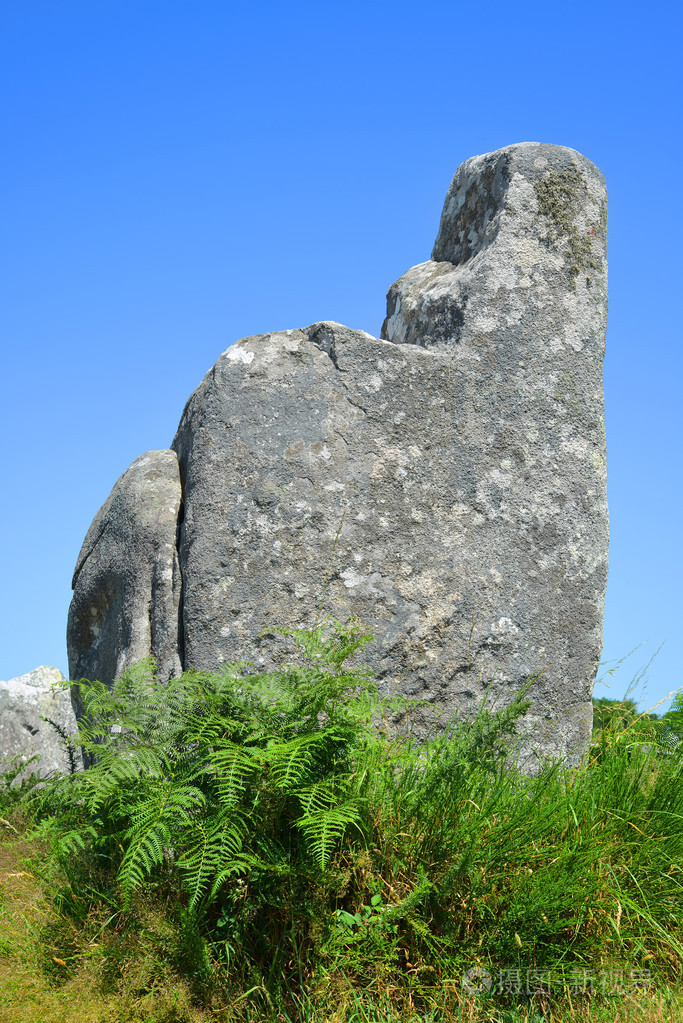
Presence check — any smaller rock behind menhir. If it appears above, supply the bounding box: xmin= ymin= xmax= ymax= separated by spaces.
xmin=0 ymin=666 xmax=83 ymax=782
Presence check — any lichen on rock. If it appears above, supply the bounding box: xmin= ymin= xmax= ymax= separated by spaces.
xmin=67 ymin=142 xmax=609 ymax=772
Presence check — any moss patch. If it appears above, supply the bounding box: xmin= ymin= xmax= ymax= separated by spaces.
xmin=534 ymin=164 xmax=604 ymax=284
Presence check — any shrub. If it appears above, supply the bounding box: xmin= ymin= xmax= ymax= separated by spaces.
xmin=6 ymin=619 xmax=682 ymax=1020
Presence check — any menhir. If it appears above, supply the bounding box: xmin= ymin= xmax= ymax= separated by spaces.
xmin=68 ymin=143 xmax=608 ymax=771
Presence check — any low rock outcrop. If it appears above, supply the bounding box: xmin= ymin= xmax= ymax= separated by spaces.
xmin=0 ymin=666 xmax=82 ymax=780
xmin=68 ymin=143 xmax=609 ymax=769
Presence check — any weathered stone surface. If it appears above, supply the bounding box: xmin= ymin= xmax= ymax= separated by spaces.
xmin=377 ymin=142 xmax=608 ymax=763
xmin=67 ymin=143 xmax=608 ymax=769
xmin=67 ymin=450 xmax=182 ymax=700
xmin=0 ymin=666 xmax=82 ymax=779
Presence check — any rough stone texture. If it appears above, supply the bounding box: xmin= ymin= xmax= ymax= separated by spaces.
xmin=67 ymin=450 xmax=183 ymax=708
xmin=67 ymin=143 xmax=608 ymax=769
xmin=377 ymin=142 xmax=608 ymax=763
xmin=0 ymin=666 xmax=82 ymax=779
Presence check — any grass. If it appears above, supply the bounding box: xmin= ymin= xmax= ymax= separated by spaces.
xmin=1 ymin=620 xmax=683 ymax=1022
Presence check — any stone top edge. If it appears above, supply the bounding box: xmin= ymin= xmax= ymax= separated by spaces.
xmin=452 ymin=141 xmax=606 ymax=189
xmin=1 ymin=665 xmax=66 ymax=686
xmin=71 ymin=449 xmax=180 ymax=589
xmin=221 ymin=321 xmax=381 ymax=351
xmin=468 ymin=140 xmax=602 ymax=163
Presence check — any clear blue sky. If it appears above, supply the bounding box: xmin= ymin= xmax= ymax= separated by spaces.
xmin=1 ymin=1 xmax=680 ymax=714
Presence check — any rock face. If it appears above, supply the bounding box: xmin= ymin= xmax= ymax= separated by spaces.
xmin=0 ymin=666 xmax=82 ymax=779
xmin=67 ymin=143 xmax=608 ymax=769
xmin=68 ymin=450 xmax=183 ymax=710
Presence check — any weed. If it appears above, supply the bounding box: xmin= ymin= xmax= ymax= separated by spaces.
xmin=1 ymin=618 xmax=683 ymax=1021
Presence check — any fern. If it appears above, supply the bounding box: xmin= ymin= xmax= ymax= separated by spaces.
xmin=54 ymin=822 xmax=100 ymax=857
xmin=194 ymin=739 xmax=255 ymax=807
xmin=295 ymin=799 xmax=364 ymax=870
xmin=178 ymin=811 xmax=250 ymax=910
xmin=263 ymin=734 xmax=323 ymax=791
xmin=30 ymin=613 xmax=538 ymax=946
xmin=42 ymin=716 xmax=81 ymax=775
xmin=31 ymin=617 xmax=390 ymax=925
xmin=658 ymin=693 xmax=683 ymax=753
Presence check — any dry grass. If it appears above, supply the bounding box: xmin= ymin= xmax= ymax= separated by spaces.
xmin=0 ymin=823 xmax=204 ymax=1023
xmin=2 ymin=791 xmax=681 ymax=1022
xmin=2 ymin=639 xmax=682 ymax=1023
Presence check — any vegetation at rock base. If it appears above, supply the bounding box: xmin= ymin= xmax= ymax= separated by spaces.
xmin=1 ymin=619 xmax=683 ymax=1022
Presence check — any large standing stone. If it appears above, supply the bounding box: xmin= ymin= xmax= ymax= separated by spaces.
xmin=67 ymin=143 xmax=608 ymax=769
xmin=378 ymin=142 xmax=608 ymax=761
xmin=0 ymin=666 xmax=82 ymax=780
xmin=67 ymin=450 xmax=183 ymax=702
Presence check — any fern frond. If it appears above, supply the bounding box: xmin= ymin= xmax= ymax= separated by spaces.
xmin=295 ymin=779 xmax=339 ymax=815
xmin=294 ymin=798 xmax=364 ymax=870
xmin=40 ymin=617 xmax=382 ymax=926
xmin=81 ymin=744 xmax=171 ymax=812
xmin=54 ymin=824 xmax=100 ymax=857
xmin=127 ymin=781 xmax=205 ymax=833
xmin=274 ymin=617 xmax=374 ymax=675
xmin=261 ymin=733 xmax=330 ymax=790
xmin=196 ymin=741 xmax=258 ymax=808
xmin=179 ymin=714 xmax=227 ymax=746
xmin=118 ymin=781 xmax=206 ymax=902
xmin=203 ymin=853 xmax=263 ymax=905
xmin=177 ymin=812 xmax=248 ymax=910
xmin=119 ymin=822 xmax=171 ymax=903
xmin=41 ymin=716 xmax=81 ymax=774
